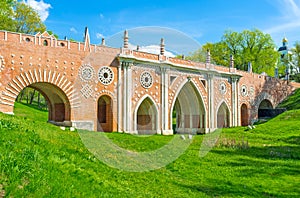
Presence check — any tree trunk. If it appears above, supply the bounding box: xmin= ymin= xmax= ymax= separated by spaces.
xmin=29 ymin=90 xmax=36 ymax=104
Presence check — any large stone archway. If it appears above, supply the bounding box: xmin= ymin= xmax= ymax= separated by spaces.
xmin=171 ymin=81 xmax=206 ymax=134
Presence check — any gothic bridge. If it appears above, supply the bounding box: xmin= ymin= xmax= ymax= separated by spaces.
xmin=0 ymin=29 xmax=297 ymax=134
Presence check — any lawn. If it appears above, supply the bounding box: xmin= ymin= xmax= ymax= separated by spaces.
xmin=0 ymin=102 xmax=299 ymax=197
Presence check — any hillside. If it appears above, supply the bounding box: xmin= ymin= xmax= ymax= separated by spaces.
xmin=278 ymin=88 xmax=300 ymax=110
xmin=0 ymin=102 xmax=299 ymax=197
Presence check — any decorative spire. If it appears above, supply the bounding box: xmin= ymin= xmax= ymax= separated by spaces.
xmin=230 ymin=54 xmax=234 ymax=68
xmin=124 ymin=30 xmax=129 ymax=48
xmin=282 ymin=37 xmax=289 ymax=47
xmin=160 ymin=38 xmax=165 ymax=55
xmin=206 ymin=49 xmax=211 ymax=64
xmin=101 ymin=38 xmax=105 ymax=46
xmin=84 ymin=27 xmax=91 ymax=52
xmin=248 ymin=62 xmax=252 ymax=73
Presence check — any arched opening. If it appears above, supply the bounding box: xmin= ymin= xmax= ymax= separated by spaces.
xmin=97 ymin=95 xmax=113 ymax=132
xmin=241 ymin=104 xmax=249 ymax=126
xmin=15 ymin=82 xmax=71 ymax=126
xmin=217 ymin=102 xmax=230 ymax=128
xmin=136 ymin=97 xmax=157 ymax=134
xmin=258 ymin=99 xmax=273 ymax=118
xmin=171 ymin=82 xmax=205 ymax=134
xmin=43 ymin=40 xmax=48 ymax=46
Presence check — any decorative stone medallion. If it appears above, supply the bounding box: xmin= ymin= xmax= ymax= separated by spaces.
xmin=140 ymin=71 xmax=153 ymax=88
xmin=249 ymin=86 xmax=255 ymax=97
xmin=219 ymin=82 xmax=227 ymax=95
xmin=79 ymin=64 xmax=95 ymax=82
xmin=240 ymin=85 xmax=248 ymax=96
xmin=98 ymin=66 xmax=114 ymax=85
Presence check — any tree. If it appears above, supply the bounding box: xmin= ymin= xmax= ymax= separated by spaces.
xmin=14 ymin=2 xmax=46 ymax=34
xmin=0 ymin=0 xmax=46 ymax=34
xmin=291 ymin=42 xmax=300 ymax=73
xmin=186 ymin=29 xmax=279 ymax=76
xmin=0 ymin=0 xmax=16 ymax=31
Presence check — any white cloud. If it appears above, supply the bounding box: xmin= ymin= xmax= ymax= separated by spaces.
xmin=265 ymin=0 xmax=300 ymax=34
xmin=24 ymin=0 xmax=51 ymax=22
xmin=70 ymin=27 xmax=78 ymax=34
xmin=96 ymin=33 xmax=104 ymax=39
xmin=128 ymin=43 xmax=176 ymax=57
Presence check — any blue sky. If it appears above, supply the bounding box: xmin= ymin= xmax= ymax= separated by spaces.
xmin=25 ymin=0 xmax=300 ymax=55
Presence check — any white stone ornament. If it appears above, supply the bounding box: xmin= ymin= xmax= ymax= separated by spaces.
xmin=81 ymin=84 xmax=94 ymax=98
xmin=140 ymin=71 xmax=153 ymax=88
xmin=241 ymin=85 xmax=248 ymax=96
xmin=98 ymin=66 xmax=114 ymax=85
xmin=219 ymin=82 xmax=227 ymax=95
xmin=79 ymin=64 xmax=95 ymax=82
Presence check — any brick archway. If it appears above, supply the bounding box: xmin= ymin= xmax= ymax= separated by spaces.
xmin=0 ymin=70 xmax=74 ymax=126
xmin=240 ymin=103 xmax=249 ymax=126
xmin=28 ymin=82 xmax=71 ymax=125
xmin=258 ymin=99 xmax=273 ymax=118
xmin=97 ymin=95 xmax=113 ymax=132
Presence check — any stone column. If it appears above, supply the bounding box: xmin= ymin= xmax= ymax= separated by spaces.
xmin=207 ymin=74 xmax=215 ymax=132
xmin=122 ymin=61 xmax=133 ymax=133
xmin=161 ymin=67 xmax=172 ymax=135
xmin=231 ymin=76 xmax=239 ymax=127
xmin=117 ymin=63 xmax=122 ymax=132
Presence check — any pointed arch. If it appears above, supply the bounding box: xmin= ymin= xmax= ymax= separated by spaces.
xmin=170 ymin=79 xmax=206 ymax=134
xmin=134 ymin=95 xmax=158 ymax=134
xmin=217 ymin=101 xmax=230 ymax=128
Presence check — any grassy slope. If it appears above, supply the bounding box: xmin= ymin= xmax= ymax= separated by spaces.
xmin=0 ymin=102 xmax=299 ymax=197
xmin=278 ymin=88 xmax=300 ymax=110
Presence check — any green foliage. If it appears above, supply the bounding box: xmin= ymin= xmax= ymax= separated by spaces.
xmin=0 ymin=102 xmax=299 ymax=197
xmin=14 ymin=2 xmax=46 ymax=34
xmin=0 ymin=0 xmax=46 ymax=34
xmin=0 ymin=0 xmax=16 ymax=31
xmin=187 ymin=29 xmax=279 ymax=76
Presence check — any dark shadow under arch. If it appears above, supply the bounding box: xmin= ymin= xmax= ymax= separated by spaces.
xmin=258 ymin=99 xmax=273 ymax=118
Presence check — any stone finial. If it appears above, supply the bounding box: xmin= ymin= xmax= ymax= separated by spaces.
xmin=160 ymin=38 xmax=165 ymax=55
xmin=101 ymin=38 xmax=105 ymax=46
xmin=84 ymin=27 xmax=91 ymax=52
xmin=248 ymin=62 xmax=252 ymax=73
xmin=124 ymin=30 xmax=129 ymax=49
xmin=230 ymin=54 xmax=234 ymax=68
xmin=206 ymin=49 xmax=211 ymax=64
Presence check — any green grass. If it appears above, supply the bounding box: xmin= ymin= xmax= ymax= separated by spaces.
xmin=0 ymin=102 xmax=299 ymax=197
xmin=278 ymin=88 xmax=300 ymax=110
